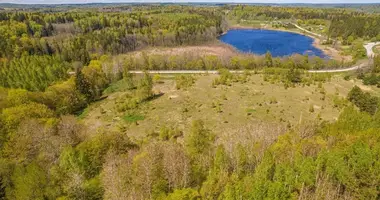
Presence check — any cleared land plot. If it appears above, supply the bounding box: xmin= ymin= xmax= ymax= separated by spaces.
xmin=81 ymin=74 xmax=379 ymax=140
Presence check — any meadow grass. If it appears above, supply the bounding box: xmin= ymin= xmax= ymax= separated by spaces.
xmin=81 ymin=73 xmax=379 ymax=139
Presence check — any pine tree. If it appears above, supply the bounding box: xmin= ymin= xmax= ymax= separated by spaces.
xmin=75 ymin=69 xmax=92 ymax=102
xmin=136 ymin=71 xmax=153 ymax=101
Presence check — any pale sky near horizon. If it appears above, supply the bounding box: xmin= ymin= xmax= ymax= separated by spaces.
xmin=2 ymin=0 xmax=380 ymax=4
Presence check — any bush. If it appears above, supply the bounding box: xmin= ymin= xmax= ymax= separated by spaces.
xmin=347 ymin=86 xmax=379 ymax=115
xmin=286 ymin=68 xmax=302 ymax=83
xmin=363 ymin=74 xmax=379 ymax=86
xmin=44 ymin=78 xmax=87 ymax=114
xmin=176 ymin=75 xmax=195 ymax=90
xmin=213 ymin=68 xmax=235 ymax=86
xmin=153 ymin=74 xmax=162 ymax=83
xmin=159 ymin=126 xmax=182 ymax=141
xmin=333 ymin=96 xmax=348 ymax=110
xmin=136 ymin=72 xmax=153 ymax=101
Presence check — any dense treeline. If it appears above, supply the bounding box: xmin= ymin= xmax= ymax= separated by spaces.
xmin=228 ymin=5 xmax=380 ymax=41
xmin=227 ymin=5 xmax=350 ymax=21
xmin=0 ymin=6 xmax=226 ymax=91
xmin=0 ymin=6 xmax=225 ymax=60
xmin=0 ymin=55 xmax=70 ymax=91
xmin=120 ymin=51 xmax=351 ymax=71
xmin=0 ymin=47 xmax=352 ymax=92
xmin=329 ymin=15 xmax=380 ymax=40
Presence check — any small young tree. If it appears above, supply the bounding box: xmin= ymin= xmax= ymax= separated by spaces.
xmin=286 ymin=68 xmax=302 ymax=83
xmin=185 ymin=120 xmax=215 ymax=157
xmin=175 ymin=75 xmax=195 ymax=90
xmin=75 ymin=70 xmax=92 ymax=102
xmin=265 ymin=51 xmax=273 ymax=68
xmin=122 ymin=68 xmax=135 ymax=90
xmin=136 ymin=71 xmax=153 ymax=101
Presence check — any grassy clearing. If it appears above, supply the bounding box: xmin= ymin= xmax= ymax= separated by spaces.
xmin=103 ymin=79 xmax=135 ymax=95
xmin=123 ymin=113 xmax=145 ymax=123
xmin=227 ymin=19 xmax=266 ymax=28
xmin=81 ymin=73 xmax=379 ymax=140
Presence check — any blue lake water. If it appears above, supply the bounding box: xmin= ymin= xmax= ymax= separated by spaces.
xmin=219 ymin=29 xmax=328 ymax=58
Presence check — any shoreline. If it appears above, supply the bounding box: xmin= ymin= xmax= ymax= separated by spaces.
xmin=222 ymin=25 xmax=351 ymax=62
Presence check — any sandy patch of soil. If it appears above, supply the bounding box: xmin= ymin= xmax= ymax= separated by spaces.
xmin=358 ymin=84 xmax=373 ymax=91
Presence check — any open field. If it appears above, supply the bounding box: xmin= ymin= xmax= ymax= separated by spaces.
xmin=81 ymin=73 xmax=378 ymax=141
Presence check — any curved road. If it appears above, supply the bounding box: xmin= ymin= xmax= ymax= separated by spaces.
xmin=293 ymin=23 xmax=378 ymax=73
xmin=364 ymin=42 xmax=380 ymax=58
xmin=130 ymin=25 xmax=379 ymax=74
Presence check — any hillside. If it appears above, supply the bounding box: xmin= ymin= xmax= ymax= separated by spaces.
xmin=0 ymin=4 xmax=380 ymax=200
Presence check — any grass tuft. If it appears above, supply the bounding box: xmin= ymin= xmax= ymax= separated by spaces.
xmin=123 ymin=113 xmax=145 ymax=123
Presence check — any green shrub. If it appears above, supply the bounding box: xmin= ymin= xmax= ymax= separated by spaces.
xmin=123 ymin=113 xmax=145 ymax=123
xmin=176 ymin=75 xmax=195 ymax=90
xmin=347 ymin=86 xmax=379 ymax=115
xmin=213 ymin=68 xmax=235 ymax=86
xmin=363 ymin=74 xmax=380 ymax=86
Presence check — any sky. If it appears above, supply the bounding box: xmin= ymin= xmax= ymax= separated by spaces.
xmin=1 ymin=0 xmax=380 ymax=4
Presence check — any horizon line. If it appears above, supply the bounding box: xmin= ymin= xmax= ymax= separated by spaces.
xmin=2 ymin=2 xmax=380 ymax=5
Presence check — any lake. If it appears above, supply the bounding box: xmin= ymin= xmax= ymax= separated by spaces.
xmin=219 ymin=29 xmax=328 ymax=58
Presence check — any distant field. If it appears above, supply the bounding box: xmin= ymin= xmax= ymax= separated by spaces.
xmin=81 ymin=73 xmax=378 ymax=140
xmin=227 ymin=19 xmax=267 ymax=28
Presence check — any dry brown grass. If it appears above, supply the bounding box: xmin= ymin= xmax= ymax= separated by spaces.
xmin=80 ymin=73 xmax=380 ymax=142
xmin=129 ymin=43 xmax=239 ymax=58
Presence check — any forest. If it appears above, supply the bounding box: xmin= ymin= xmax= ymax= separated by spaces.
xmin=227 ymin=5 xmax=380 ymax=46
xmin=0 ymin=4 xmax=380 ymax=200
